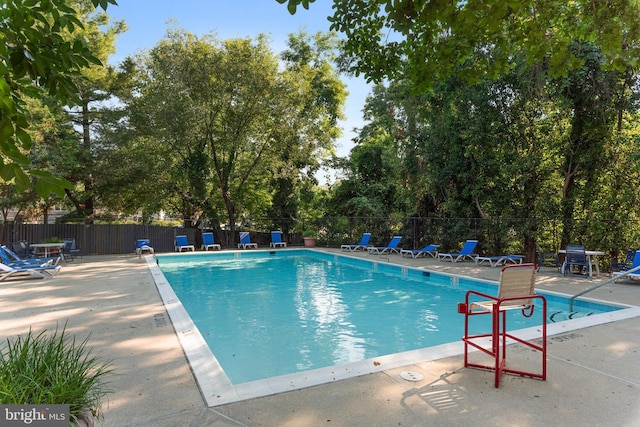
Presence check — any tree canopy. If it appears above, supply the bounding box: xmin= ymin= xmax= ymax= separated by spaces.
xmin=115 ymin=29 xmax=346 ymax=236
xmin=278 ymin=0 xmax=640 ymax=89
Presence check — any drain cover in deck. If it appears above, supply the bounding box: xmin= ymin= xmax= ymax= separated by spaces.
xmin=400 ymin=371 xmax=423 ymax=382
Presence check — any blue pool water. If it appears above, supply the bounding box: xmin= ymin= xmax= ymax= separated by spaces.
xmin=157 ymin=250 xmax=621 ymax=384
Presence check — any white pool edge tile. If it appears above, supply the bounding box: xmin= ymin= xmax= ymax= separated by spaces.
xmin=146 ymin=256 xmax=238 ymax=405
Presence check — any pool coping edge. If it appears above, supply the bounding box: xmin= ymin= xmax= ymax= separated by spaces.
xmin=145 ymin=253 xmax=640 ymax=407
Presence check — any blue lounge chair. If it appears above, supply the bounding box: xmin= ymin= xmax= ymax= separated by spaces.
xmin=0 ymin=261 xmax=61 ymax=281
xmin=201 ymin=232 xmax=221 ymax=251
xmin=238 ymin=232 xmax=258 ymax=249
xmin=613 ymin=250 xmax=640 ymax=282
xmin=561 ymin=244 xmax=590 ymax=278
xmin=400 ymin=244 xmax=440 ymax=258
xmin=270 ymin=231 xmax=287 ymax=248
xmin=341 ymin=233 xmax=372 ymax=252
xmin=438 ymin=240 xmax=478 ymax=263
xmin=135 ymin=239 xmax=154 ymax=259
xmin=0 ymin=245 xmax=59 ymax=266
xmin=367 ymin=236 xmax=402 ymax=255
xmin=175 ymin=235 xmax=195 ymax=252
xmin=475 ymin=254 xmax=524 ymax=268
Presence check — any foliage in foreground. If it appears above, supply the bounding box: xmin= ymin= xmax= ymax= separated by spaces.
xmin=0 ymin=326 xmax=113 ymax=423
xmin=279 ymin=0 xmax=640 ymax=90
xmin=0 ymin=0 xmax=117 ymax=195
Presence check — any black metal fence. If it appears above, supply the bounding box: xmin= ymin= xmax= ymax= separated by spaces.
xmin=301 ymin=216 xmax=640 ymax=255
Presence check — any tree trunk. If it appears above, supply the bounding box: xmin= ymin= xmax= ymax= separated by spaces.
xmin=81 ymin=98 xmax=94 ymax=222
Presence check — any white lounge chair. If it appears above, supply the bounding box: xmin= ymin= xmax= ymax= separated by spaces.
xmin=613 ymin=250 xmax=640 ymax=282
xmin=201 ymin=232 xmax=221 ymax=251
xmin=0 ymin=245 xmax=59 ymax=266
xmin=0 ymin=262 xmax=61 ymax=281
xmin=136 ymin=239 xmax=154 ymax=259
xmin=438 ymin=240 xmax=478 ymax=263
xmin=475 ymin=254 xmax=524 ymax=267
xmin=341 ymin=233 xmax=372 ymax=252
xmin=400 ymin=244 xmax=440 ymax=258
xmin=367 ymin=236 xmax=402 ymax=255
xmin=270 ymin=231 xmax=287 ymax=248
xmin=238 ymin=232 xmax=258 ymax=249
xmin=175 ymin=235 xmax=195 ymax=252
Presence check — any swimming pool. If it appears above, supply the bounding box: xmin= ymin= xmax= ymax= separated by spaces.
xmin=148 ymin=249 xmax=634 ymax=406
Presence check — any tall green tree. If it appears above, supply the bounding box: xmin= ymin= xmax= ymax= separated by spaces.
xmin=61 ymin=0 xmax=126 ymax=220
xmin=327 ymin=83 xmax=410 ymax=220
xmin=551 ymin=42 xmax=630 ymax=248
xmin=17 ymin=0 xmax=126 ymax=222
xmin=0 ymin=0 xmax=117 ymax=194
xmin=127 ymin=29 xmax=345 ymax=239
xmin=22 ymin=95 xmax=80 ymax=221
xmin=91 ymin=60 xmax=168 ymax=221
xmin=269 ymin=31 xmax=346 ymax=234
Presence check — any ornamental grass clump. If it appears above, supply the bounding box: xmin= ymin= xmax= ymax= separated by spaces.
xmin=0 ymin=326 xmax=113 ymax=424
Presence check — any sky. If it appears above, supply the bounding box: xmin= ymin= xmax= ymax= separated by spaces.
xmin=107 ymin=0 xmax=371 ymax=158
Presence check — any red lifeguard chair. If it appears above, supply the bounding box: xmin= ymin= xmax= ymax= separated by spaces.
xmin=459 ymin=263 xmax=547 ymax=387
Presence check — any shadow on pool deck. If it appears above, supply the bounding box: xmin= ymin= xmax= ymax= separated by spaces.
xmin=1 ymin=250 xmax=639 ymax=427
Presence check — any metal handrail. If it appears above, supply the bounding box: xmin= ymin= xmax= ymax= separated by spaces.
xmin=569 ymin=264 xmax=640 ymax=311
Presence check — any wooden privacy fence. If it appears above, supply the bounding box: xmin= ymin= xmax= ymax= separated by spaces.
xmin=1 ymin=224 xmax=289 ymax=255
xmin=2 ymin=224 xmax=197 ymax=255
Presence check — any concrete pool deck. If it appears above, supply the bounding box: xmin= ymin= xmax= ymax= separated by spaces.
xmin=1 ymin=249 xmax=639 ymax=426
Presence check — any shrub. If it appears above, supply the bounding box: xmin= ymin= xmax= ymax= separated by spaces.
xmin=41 ymin=237 xmax=63 ymax=243
xmin=0 ymin=325 xmax=113 ymax=424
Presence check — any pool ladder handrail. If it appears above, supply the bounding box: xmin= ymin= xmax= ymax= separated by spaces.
xmin=569 ymin=264 xmax=640 ymax=311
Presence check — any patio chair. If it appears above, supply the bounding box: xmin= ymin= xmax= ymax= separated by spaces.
xmin=536 ymin=243 xmax=559 ymax=272
xmin=201 ymin=232 xmax=221 ymax=251
xmin=460 ymin=263 xmax=546 ymax=387
xmin=175 ymin=235 xmax=195 ymax=252
xmin=12 ymin=241 xmax=32 ymax=259
xmin=341 ymin=233 xmax=372 ymax=252
xmin=438 ymin=240 xmax=478 ymax=263
xmin=367 ymin=236 xmax=402 ymax=255
xmin=400 ymin=244 xmax=440 ymax=258
xmin=561 ymin=244 xmax=590 ymax=278
xmin=611 ymin=248 xmax=637 ymax=272
xmin=269 ymin=231 xmax=287 ymax=248
xmin=238 ymin=232 xmax=258 ymax=249
xmin=60 ymin=238 xmax=82 ymax=261
xmin=136 ymin=239 xmax=154 ymax=259
xmin=613 ymin=250 xmax=640 ymax=282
